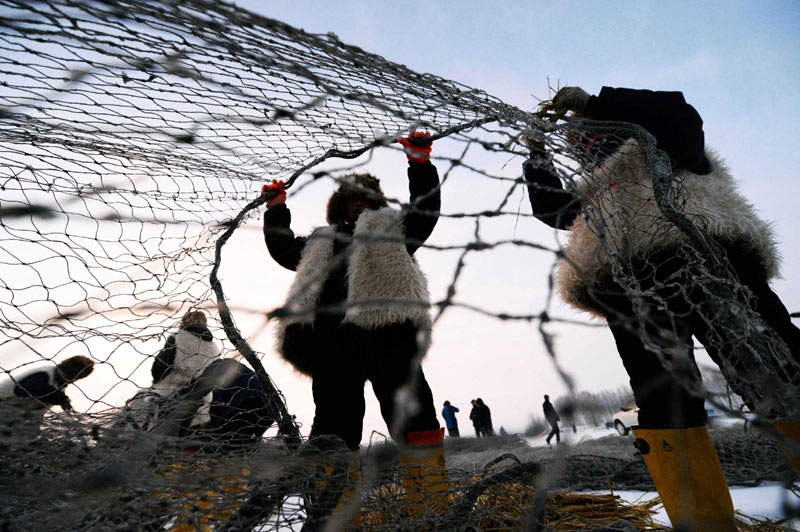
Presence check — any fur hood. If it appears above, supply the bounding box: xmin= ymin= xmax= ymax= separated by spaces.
xmin=556 ymin=138 xmax=780 ymax=316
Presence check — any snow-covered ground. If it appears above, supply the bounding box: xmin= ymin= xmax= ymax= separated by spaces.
xmin=525 ymin=424 xmax=800 ymax=529
xmin=524 ymin=423 xmax=618 ymax=448
xmin=609 ymin=484 xmax=799 ymax=529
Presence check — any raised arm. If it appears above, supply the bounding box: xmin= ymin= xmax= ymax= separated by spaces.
xmin=398 ymin=131 xmax=441 ymax=254
xmin=262 ymin=180 xmax=307 ymax=271
xmin=522 ymin=137 xmax=582 ymax=230
xmin=403 ymin=160 xmax=441 ymax=254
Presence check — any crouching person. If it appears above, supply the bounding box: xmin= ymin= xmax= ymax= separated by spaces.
xmin=125 ymin=309 xmax=222 ymax=433
xmin=123 ymin=309 xmax=223 ymax=532
xmin=0 ymin=355 xmax=94 ymax=440
xmin=262 ymin=131 xmax=447 ymax=524
xmin=200 ymin=358 xmax=276 ymax=452
xmin=164 ymin=358 xmax=277 ymax=531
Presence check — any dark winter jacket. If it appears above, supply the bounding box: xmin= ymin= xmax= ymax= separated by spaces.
xmin=264 ymin=162 xmax=441 ymax=375
xmin=179 ymin=359 xmax=277 ymax=449
xmin=469 ymin=406 xmax=481 ymax=429
xmin=0 ymin=367 xmax=70 ymax=410
xmin=524 ymin=86 xmax=779 ymax=315
xmin=476 ymin=402 xmax=493 ymax=431
xmin=442 ymin=404 xmax=459 ymax=430
xmin=543 ymin=400 xmax=559 ymax=424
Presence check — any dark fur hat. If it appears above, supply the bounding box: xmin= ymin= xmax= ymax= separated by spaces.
xmin=180 ymin=309 xmax=207 ymax=329
xmin=326 ymin=173 xmax=388 ymax=225
xmin=54 ymin=355 xmax=95 ymax=386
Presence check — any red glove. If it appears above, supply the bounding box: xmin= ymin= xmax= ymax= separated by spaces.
xmin=398 ymin=131 xmax=433 ymax=163
xmin=260 ymin=179 xmax=286 ymax=207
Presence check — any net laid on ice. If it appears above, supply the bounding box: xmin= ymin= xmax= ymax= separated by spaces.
xmin=0 ymin=0 xmax=797 ymax=530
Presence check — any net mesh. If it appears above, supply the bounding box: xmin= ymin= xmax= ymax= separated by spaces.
xmin=0 ymin=0 xmax=797 ymax=530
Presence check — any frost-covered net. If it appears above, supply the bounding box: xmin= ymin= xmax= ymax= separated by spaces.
xmin=0 ymin=0 xmax=797 ymax=530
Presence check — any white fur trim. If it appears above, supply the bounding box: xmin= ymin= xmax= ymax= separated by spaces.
xmin=149 ymin=329 xmax=219 ymax=426
xmin=0 ymin=366 xmax=57 ymax=401
xmin=281 ymin=226 xmax=337 ymax=328
xmin=557 ymin=139 xmax=780 ymax=315
xmin=275 ymin=208 xmax=432 ymax=366
xmin=272 ymin=226 xmax=336 ymax=363
xmin=344 ymin=208 xmax=432 ymax=331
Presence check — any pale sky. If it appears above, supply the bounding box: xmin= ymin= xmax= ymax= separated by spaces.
xmin=217 ymin=1 xmax=800 ymax=439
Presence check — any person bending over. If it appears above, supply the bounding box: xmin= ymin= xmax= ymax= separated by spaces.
xmin=523 ymin=86 xmax=800 ymax=531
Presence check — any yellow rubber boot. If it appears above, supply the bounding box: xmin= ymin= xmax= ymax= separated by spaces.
xmin=208 ymin=467 xmax=250 ymax=524
xmin=155 ymin=461 xmax=212 ymax=532
xmin=632 ymin=426 xmax=736 ymax=532
xmin=168 ymin=463 xmax=250 ymax=532
xmin=401 ymin=428 xmax=448 ymax=520
xmin=332 ymin=451 xmax=362 ymax=528
xmin=774 ymin=419 xmax=800 ymax=475
xmin=315 ymin=451 xmax=362 ymax=529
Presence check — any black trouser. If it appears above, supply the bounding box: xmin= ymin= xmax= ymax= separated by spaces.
xmin=546 ymin=421 xmax=560 ymax=444
xmin=594 ymin=246 xmax=800 ymax=429
xmin=447 ymin=426 xmax=460 ymax=438
xmin=308 ymin=321 xmax=439 ymax=450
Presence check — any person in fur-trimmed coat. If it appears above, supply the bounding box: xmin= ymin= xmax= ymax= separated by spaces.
xmin=0 ymin=355 xmax=94 ymax=438
xmin=263 ymin=132 xmax=448 ymax=518
xmin=262 ymin=132 xmax=443 ymax=451
xmin=126 ymin=309 xmax=221 ymax=431
xmin=523 ymin=86 xmax=800 ymax=531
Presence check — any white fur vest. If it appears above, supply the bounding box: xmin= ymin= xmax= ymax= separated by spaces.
xmin=276 ymin=207 xmax=432 ymax=361
xmin=556 ymin=138 xmax=780 ymax=315
xmin=149 ymin=328 xmax=220 ymax=426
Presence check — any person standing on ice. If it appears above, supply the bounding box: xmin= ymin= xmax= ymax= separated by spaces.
xmin=262 ymin=131 xmax=446 ymax=517
xmin=522 ymin=85 xmax=800 ymax=531
xmin=469 ymin=399 xmax=484 ymax=437
xmin=542 ymin=394 xmax=560 ymax=445
xmin=442 ymin=400 xmax=460 ymax=438
xmin=475 ymin=397 xmax=494 ymax=437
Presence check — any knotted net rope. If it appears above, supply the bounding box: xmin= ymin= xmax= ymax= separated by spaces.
xmin=0 ymin=0 xmax=797 ymax=530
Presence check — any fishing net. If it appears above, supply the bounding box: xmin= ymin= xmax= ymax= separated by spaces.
xmin=0 ymin=0 xmax=797 ymax=530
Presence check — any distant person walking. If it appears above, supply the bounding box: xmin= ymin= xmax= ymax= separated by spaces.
xmin=441 ymin=400 xmax=460 ymax=438
xmin=543 ymin=394 xmax=560 ymax=445
xmin=476 ymin=398 xmax=494 ymax=437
